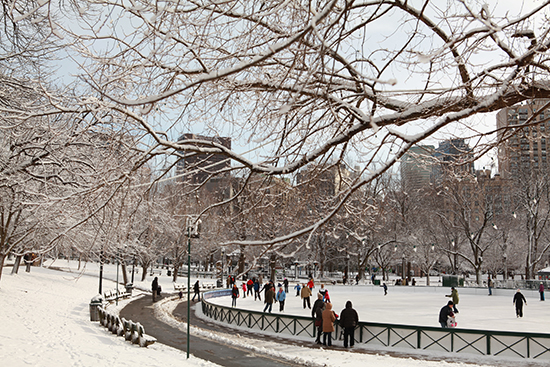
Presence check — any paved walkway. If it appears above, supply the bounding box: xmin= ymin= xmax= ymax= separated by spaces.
xmin=120 ymin=295 xmax=306 ymax=367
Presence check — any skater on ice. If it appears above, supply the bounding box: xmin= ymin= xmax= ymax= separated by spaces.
xmin=439 ymin=300 xmax=455 ymax=328
xmin=513 ymin=289 xmax=527 ymax=317
xmin=445 ymin=287 xmax=459 ymax=313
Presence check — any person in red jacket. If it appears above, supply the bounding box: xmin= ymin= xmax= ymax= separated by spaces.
xmin=247 ymin=278 xmax=254 ymax=297
xmin=307 ymin=278 xmax=315 ymax=290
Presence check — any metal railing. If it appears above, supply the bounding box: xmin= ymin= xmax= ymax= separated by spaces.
xmin=201 ymin=289 xmax=550 ymax=360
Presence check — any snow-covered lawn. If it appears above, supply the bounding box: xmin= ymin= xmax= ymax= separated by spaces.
xmin=0 ymin=265 xmax=218 ymax=367
xmin=1 ymin=260 xmax=549 ymax=367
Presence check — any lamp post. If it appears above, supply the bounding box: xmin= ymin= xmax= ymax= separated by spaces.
xmin=346 ymin=254 xmax=350 ymax=280
xmin=402 ymin=253 xmax=406 ymax=280
xmin=503 ymin=253 xmax=508 ymax=281
xmin=221 ymin=248 xmax=225 ymax=286
xmin=294 ymin=260 xmax=299 ymax=280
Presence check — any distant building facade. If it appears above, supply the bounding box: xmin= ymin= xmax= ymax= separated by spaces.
xmin=496 ymin=99 xmax=550 ymax=179
xmin=176 ymin=133 xmax=231 ymax=185
xmin=400 ymin=145 xmax=435 ymax=193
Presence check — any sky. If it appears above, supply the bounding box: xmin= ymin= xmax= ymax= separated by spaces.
xmin=2 ymin=259 xmax=549 ymax=367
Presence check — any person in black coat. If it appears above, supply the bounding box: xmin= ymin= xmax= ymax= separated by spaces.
xmin=513 ymin=289 xmax=527 ymax=317
xmin=192 ymin=280 xmax=201 ymax=302
xmin=339 ymin=300 xmax=359 ymax=348
xmin=439 ymin=301 xmax=454 ymax=328
xmin=312 ymin=293 xmax=325 ymax=344
xmin=231 ymin=284 xmax=239 ymax=307
xmin=151 ymin=277 xmax=158 ymax=302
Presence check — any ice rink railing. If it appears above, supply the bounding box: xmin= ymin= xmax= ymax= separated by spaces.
xmin=201 ymin=289 xmax=550 ymax=360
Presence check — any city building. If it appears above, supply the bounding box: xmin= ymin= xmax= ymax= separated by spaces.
xmin=175 ymin=133 xmax=232 ymax=185
xmin=496 ymin=99 xmax=550 ymax=179
xmin=400 ymin=145 xmax=435 ymax=193
xmin=432 ymin=139 xmax=475 ymax=183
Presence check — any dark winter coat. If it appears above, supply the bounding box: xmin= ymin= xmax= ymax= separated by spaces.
xmin=231 ymin=286 xmax=239 ymax=299
xmin=193 ymin=281 xmax=200 ymax=293
xmin=339 ymin=301 xmax=359 ymax=329
xmin=513 ymin=292 xmax=527 ymax=307
xmin=312 ymin=298 xmax=325 ymax=320
xmin=439 ymin=304 xmax=454 ymax=324
xmin=151 ymin=277 xmax=158 ymax=291
xmin=265 ymin=287 xmax=275 ymax=304
xmin=322 ymin=303 xmax=336 ymax=333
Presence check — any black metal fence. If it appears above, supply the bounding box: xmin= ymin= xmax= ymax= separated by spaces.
xmin=201 ymin=289 xmax=550 ymax=360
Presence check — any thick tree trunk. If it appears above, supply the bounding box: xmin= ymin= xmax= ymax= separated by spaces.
xmin=0 ymin=253 xmax=5 ymax=282
xmin=173 ymin=265 xmax=179 ymax=282
xmin=141 ymin=266 xmax=147 ymax=281
xmin=11 ymin=255 xmax=22 ymax=275
xmin=121 ymin=263 xmax=129 ymax=285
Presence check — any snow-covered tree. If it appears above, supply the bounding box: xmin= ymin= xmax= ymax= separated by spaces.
xmin=48 ymin=0 xmax=550 ymax=250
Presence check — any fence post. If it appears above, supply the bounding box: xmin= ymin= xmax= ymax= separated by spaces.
xmin=486 ymin=333 xmax=491 ymax=355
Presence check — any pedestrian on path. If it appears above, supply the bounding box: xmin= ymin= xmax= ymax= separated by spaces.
xmin=382 ymin=283 xmax=387 ymax=296
xmin=312 ymin=293 xmax=325 ymax=344
xmin=283 ymin=278 xmax=289 ymax=293
xmin=539 ymin=282 xmax=545 ymax=301
xmin=231 ymin=284 xmax=239 ymax=307
xmin=513 ymin=289 xmax=527 ymax=317
xmin=276 ymin=286 xmax=286 ymax=312
xmin=151 ymin=277 xmax=158 ymax=302
xmin=445 ymin=287 xmax=459 ymax=313
xmin=322 ymin=303 xmax=336 ymax=346
xmin=241 ymin=282 xmax=247 ymax=298
xmin=488 ymin=276 xmax=493 ymax=296
xmin=263 ymin=284 xmax=275 ymax=313
xmin=339 ymin=301 xmax=359 ymax=348
xmin=192 ymin=280 xmax=200 ymax=302
xmin=301 ymin=283 xmax=312 ymax=309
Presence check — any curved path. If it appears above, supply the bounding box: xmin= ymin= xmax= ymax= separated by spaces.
xmin=120 ymin=295 xmax=306 ymax=367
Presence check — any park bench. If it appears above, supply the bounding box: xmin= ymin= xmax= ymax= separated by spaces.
xmin=96 ymin=306 xmax=156 ymax=347
xmin=103 ymin=288 xmax=130 ymax=302
xmin=201 ymin=281 xmax=216 ymax=290
xmin=173 ymin=283 xmax=186 ymax=291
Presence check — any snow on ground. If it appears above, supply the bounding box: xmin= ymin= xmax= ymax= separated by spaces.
xmin=1 ymin=259 xmax=549 ymax=367
xmin=0 ymin=265 xmax=219 ymax=367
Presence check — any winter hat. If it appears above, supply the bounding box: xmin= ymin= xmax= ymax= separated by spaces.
xmin=346 ymin=300 xmax=352 ymax=308
xmin=447 ymin=300 xmax=454 ymax=306
xmin=517 ymin=289 xmax=521 ymax=292
xmin=451 ymin=287 xmax=455 ymax=290
xmin=317 ymin=293 xmax=323 ymax=299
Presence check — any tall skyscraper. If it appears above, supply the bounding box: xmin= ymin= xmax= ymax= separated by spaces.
xmin=400 ymin=145 xmax=435 ymax=193
xmin=496 ymin=99 xmax=550 ymax=179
